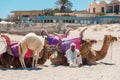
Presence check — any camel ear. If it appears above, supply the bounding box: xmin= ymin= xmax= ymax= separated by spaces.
xmin=112 ymin=37 xmax=117 ymax=42
xmin=44 ymin=44 xmax=49 ymax=48
xmin=104 ymin=35 xmax=108 ymax=37
xmin=91 ymin=40 xmax=97 ymax=44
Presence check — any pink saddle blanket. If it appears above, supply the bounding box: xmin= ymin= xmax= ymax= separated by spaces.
xmin=61 ymin=37 xmax=82 ymax=54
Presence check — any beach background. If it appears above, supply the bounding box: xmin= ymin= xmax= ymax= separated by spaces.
xmin=0 ymin=24 xmax=120 ymax=80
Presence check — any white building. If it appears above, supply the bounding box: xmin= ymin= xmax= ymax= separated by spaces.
xmin=89 ymin=0 xmax=120 ymax=14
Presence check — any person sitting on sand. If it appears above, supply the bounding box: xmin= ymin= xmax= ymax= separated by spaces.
xmin=65 ymin=43 xmax=83 ymax=67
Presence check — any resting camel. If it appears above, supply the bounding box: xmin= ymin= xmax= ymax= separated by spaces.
xmin=81 ymin=35 xmax=117 ymax=65
xmin=49 ymin=28 xmax=88 ymax=65
xmin=50 ymin=35 xmax=117 ymax=65
xmin=0 ymin=33 xmax=57 ymax=68
xmin=0 ymin=45 xmax=55 ymax=68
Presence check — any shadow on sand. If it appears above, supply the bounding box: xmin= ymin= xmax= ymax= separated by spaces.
xmin=99 ymin=62 xmax=115 ymax=65
xmin=0 ymin=67 xmax=42 ymax=71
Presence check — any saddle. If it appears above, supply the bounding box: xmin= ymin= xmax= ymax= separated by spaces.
xmin=48 ymin=34 xmax=82 ymax=54
xmin=60 ymin=37 xmax=82 ymax=54
xmin=48 ymin=34 xmax=67 ymax=46
xmin=1 ymin=35 xmax=11 ymax=46
xmin=10 ymin=42 xmax=32 ymax=59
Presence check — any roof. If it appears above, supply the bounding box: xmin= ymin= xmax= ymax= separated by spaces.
xmin=109 ymin=0 xmax=120 ymax=5
xmin=90 ymin=0 xmax=110 ymax=5
xmin=11 ymin=10 xmax=44 ymax=13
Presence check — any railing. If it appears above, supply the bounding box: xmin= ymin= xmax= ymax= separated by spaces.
xmin=20 ymin=16 xmax=120 ymax=24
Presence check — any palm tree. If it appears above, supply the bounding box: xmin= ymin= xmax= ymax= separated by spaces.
xmin=55 ymin=0 xmax=72 ymax=13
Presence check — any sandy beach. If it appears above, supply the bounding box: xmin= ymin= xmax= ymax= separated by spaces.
xmin=0 ymin=24 xmax=120 ymax=80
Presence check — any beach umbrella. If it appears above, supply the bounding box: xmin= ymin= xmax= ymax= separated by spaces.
xmin=0 ymin=21 xmax=8 ymax=24
xmin=8 ymin=22 xmax=15 ymax=24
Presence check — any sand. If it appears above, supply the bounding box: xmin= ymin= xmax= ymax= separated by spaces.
xmin=0 ymin=24 xmax=120 ymax=80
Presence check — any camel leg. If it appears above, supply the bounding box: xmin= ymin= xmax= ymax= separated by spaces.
xmin=36 ymin=48 xmax=43 ymax=67
xmin=32 ymin=50 xmax=36 ymax=67
xmin=32 ymin=48 xmax=42 ymax=68
xmin=32 ymin=56 xmax=35 ymax=67
xmin=86 ymin=50 xmax=97 ymax=65
xmin=19 ymin=51 xmax=27 ymax=68
xmin=32 ymin=52 xmax=39 ymax=68
xmin=19 ymin=55 xmax=26 ymax=68
xmin=35 ymin=51 xmax=40 ymax=67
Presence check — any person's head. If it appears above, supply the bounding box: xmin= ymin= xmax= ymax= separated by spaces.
xmin=70 ymin=43 xmax=76 ymax=51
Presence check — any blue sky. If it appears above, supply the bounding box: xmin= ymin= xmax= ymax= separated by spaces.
xmin=0 ymin=0 xmax=93 ymax=19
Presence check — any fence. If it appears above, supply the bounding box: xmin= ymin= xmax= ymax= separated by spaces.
xmin=20 ymin=16 xmax=120 ymax=24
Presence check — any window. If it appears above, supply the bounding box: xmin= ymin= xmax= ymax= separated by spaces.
xmin=93 ymin=8 xmax=96 ymax=13
xmin=22 ymin=15 xmax=29 ymax=17
xmin=101 ymin=7 xmax=105 ymax=12
xmin=89 ymin=8 xmax=90 ymax=13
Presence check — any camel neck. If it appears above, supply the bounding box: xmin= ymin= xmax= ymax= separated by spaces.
xmin=100 ymin=40 xmax=111 ymax=58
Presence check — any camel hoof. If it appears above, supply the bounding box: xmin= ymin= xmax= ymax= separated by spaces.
xmin=35 ymin=64 xmax=39 ymax=68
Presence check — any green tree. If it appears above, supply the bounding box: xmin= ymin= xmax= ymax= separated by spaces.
xmin=55 ymin=0 xmax=72 ymax=13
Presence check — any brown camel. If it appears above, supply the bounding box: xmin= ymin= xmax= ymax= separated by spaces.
xmin=80 ymin=35 xmax=117 ymax=65
xmin=49 ymin=39 xmax=97 ymax=65
xmin=50 ymin=35 xmax=117 ymax=65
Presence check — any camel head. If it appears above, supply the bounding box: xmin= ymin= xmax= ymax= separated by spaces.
xmin=40 ymin=29 xmax=49 ymax=44
xmin=82 ymin=39 xmax=97 ymax=48
xmin=43 ymin=44 xmax=58 ymax=59
xmin=40 ymin=29 xmax=63 ymax=59
xmin=104 ymin=35 xmax=117 ymax=44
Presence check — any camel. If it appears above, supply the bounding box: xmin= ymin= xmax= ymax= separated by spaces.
xmin=50 ymin=35 xmax=117 ymax=65
xmin=81 ymin=35 xmax=117 ymax=65
xmin=18 ymin=33 xmax=45 ymax=68
xmin=49 ymin=39 xmax=97 ymax=65
xmin=0 ymin=44 xmax=55 ymax=68
xmin=0 ymin=34 xmax=57 ymax=68
xmin=80 ymin=39 xmax=97 ymax=64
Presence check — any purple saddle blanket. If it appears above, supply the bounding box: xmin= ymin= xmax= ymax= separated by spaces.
xmin=47 ymin=34 xmax=82 ymax=54
xmin=48 ymin=34 xmax=66 ymax=46
xmin=10 ymin=42 xmax=19 ymax=57
xmin=10 ymin=42 xmax=32 ymax=58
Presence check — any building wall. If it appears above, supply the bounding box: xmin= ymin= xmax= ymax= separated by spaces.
xmin=54 ymin=12 xmax=95 ymax=17
xmin=89 ymin=1 xmax=108 ymax=13
xmin=12 ymin=11 xmax=44 ymax=20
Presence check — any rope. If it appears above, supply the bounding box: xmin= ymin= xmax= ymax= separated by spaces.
xmin=110 ymin=43 xmax=113 ymax=63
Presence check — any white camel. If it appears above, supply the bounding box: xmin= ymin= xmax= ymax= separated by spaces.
xmin=18 ymin=33 xmax=45 ymax=68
